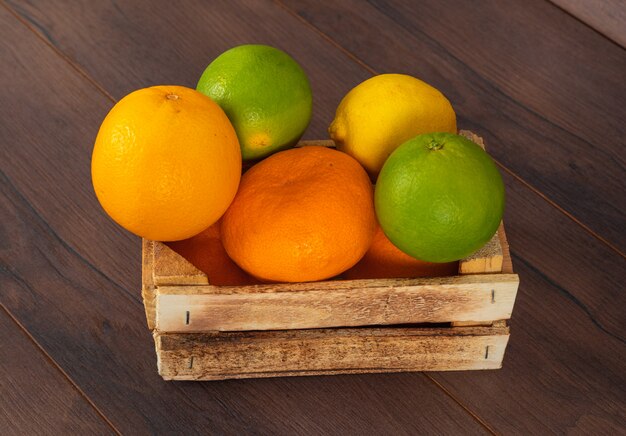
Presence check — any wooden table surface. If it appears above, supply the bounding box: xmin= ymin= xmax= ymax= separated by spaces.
xmin=1 ymin=0 xmax=625 ymax=434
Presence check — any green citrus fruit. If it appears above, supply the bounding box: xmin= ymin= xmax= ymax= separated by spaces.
xmin=375 ymin=132 xmax=505 ymax=262
xmin=196 ymin=44 xmax=312 ymax=160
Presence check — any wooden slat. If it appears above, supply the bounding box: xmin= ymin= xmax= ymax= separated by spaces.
xmin=0 ymin=308 xmax=114 ymax=434
xmin=550 ymin=0 xmax=626 ymax=48
xmin=152 ymin=240 xmax=208 ymax=286
xmin=0 ymin=3 xmax=491 ymax=434
xmin=281 ymin=0 xmax=626 ymax=252
xmin=458 ymin=228 xmax=503 ymax=274
xmin=498 ymin=225 xmax=514 ymax=274
xmin=155 ymin=324 xmax=509 ymax=380
xmin=141 ymin=239 xmax=157 ymax=330
xmin=155 ymin=274 xmax=518 ymax=331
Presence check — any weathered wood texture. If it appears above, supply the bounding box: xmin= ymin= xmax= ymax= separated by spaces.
xmin=157 ymin=323 xmax=509 ymax=380
xmin=155 ymin=274 xmax=517 ymax=331
xmin=152 ymin=238 xmax=208 ymax=286
xmin=147 ymin=192 xmax=515 ymax=376
xmin=498 ymin=226 xmax=513 ymax=274
xmin=0 ymin=308 xmax=115 ymax=435
xmin=147 ymin=222 xmax=517 ymax=332
xmin=141 ymin=239 xmax=157 ymax=330
xmin=458 ymin=231 xmax=503 ymax=274
xmin=550 ymin=0 xmax=626 ymax=47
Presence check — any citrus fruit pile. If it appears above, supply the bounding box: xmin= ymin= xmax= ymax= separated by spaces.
xmin=91 ymin=44 xmax=505 ymax=284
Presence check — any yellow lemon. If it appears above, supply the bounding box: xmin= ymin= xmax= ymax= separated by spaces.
xmin=329 ymin=74 xmax=456 ymax=177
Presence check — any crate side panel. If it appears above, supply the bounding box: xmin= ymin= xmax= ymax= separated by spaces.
xmin=498 ymin=225 xmax=514 ymax=274
xmin=153 ymin=241 xmax=209 ymax=286
xmin=459 ymin=227 xmax=504 ymax=274
xmin=155 ymin=326 xmax=509 ymax=380
xmin=156 ymin=274 xmax=518 ymax=332
xmin=141 ymin=239 xmax=156 ymax=330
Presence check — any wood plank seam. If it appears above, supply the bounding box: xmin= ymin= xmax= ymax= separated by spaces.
xmin=0 ymin=303 xmax=122 ymax=436
xmin=272 ymin=0 xmax=626 ymax=260
xmin=511 ymin=251 xmax=625 ymax=344
xmin=0 ymin=1 xmax=116 ymax=102
xmin=1 ymin=170 xmax=139 ymax=304
xmin=422 ymin=374 xmax=498 ymax=435
xmin=547 ymin=0 xmax=626 ymax=49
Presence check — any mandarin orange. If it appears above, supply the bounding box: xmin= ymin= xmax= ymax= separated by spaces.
xmin=343 ymin=225 xmax=458 ymax=280
xmin=166 ymin=220 xmax=260 ymax=286
xmin=221 ymin=146 xmax=376 ymax=282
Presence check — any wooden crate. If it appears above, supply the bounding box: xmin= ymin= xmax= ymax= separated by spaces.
xmin=141 ymin=132 xmax=520 ymax=381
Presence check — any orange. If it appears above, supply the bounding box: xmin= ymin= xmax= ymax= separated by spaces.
xmin=167 ymin=220 xmax=260 ymax=286
xmin=221 ymin=146 xmax=377 ymax=282
xmin=343 ymin=225 xmax=458 ymax=280
xmin=91 ymin=85 xmax=241 ymax=241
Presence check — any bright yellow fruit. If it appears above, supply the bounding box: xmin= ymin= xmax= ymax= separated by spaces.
xmin=329 ymin=74 xmax=457 ymax=177
xmin=91 ymin=85 xmax=242 ymax=241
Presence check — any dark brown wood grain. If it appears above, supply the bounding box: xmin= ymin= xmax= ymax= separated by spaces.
xmin=5 ymin=0 xmax=370 ymax=137
xmin=156 ymin=324 xmax=510 ymax=380
xmin=550 ymin=0 xmax=626 ymax=47
xmin=0 ymin=308 xmax=115 ymax=435
xmin=432 ymin=261 xmax=626 ymax=434
xmin=1 ymin=0 xmax=625 ymax=433
xmin=280 ymin=0 xmax=626 ymax=253
xmin=0 ymin=3 xmax=490 ymax=435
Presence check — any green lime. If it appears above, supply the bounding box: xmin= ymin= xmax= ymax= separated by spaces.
xmin=196 ymin=44 xmax=312 ymax=160
xmin=375 ymin=132 xmax=505 ymax=262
